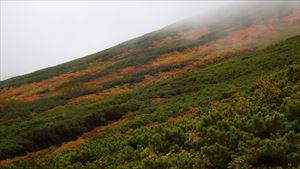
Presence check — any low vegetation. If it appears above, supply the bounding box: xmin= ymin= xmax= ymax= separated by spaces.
xmin=0 ymin=35 xmax=299 ymax=164
xmin=2 ymin=46 xmax=300 ymax=169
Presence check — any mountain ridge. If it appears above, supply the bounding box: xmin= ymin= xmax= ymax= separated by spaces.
xmin=0 ymin=1 xmax=298 ymax=88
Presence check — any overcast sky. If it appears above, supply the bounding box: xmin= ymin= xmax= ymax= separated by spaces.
xmin=0 ymin=1 xmax=235 ymax=80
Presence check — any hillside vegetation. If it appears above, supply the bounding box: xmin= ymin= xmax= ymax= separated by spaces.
xmin=1 ymin=35 xmax=300 ymax=168
xmin=0 ymin=1 xmax=299 ymax=168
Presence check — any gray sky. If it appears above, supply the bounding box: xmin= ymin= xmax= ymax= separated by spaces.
xmin=0 ymin=1 xmax=233 ymax=80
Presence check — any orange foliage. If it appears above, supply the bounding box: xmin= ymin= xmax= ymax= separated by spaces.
xmin=185 ymin=12 xmax=299 ymax=65
xmin=132 ymin=15 xmax=299 ymax=90
xmin=202 ymin=24 xmax=275 ymax=54
xmin=178 ymin=27 xmax=211 ymax=41
xmin=48 ymin=111 xmax=140 ymax=154
xmin=0 ymin=147 xmax=55 ymax=166
xmin=138 ymin=64 xmax=195 ymax=88
xmin=0 ymin=63 xmax=109 ymax=102
xmin=138 ymin=121 xmax=161 ymax=130
xmin=139 ymin=107 xmax=198 ymax=130
xmin=108 ymin=12 xmax=299 ymax=95
xmin=88 ymin=46 xmax=198 ymax=87
xmin=0 ymin=111 xmax=137 ymax=164
xmin=1 ymin=11 xmax=298 ymax=166
xmin=85 ymin=12 xmax=298 ymax=89
xmin=200 ymin=46 xmax=252 ymax=65
xmin=2 ymin=11 xmax=297 ymax=106
xmin=165 ymin=107 xmax=199 ymax=124
xmin=285 ymin=10 xmax=300 ymax=24
xmin=52 ymin=138 xmax=86 ymax=154
xmin=149 ymin=51 xmax=188 ymax=67
xmin=150 ymin=27 xmax=210 ymax=49
xmin=149 ymin=36 xmax=173 ymax=48
xmin=69 ymin=86 xmax=131 ymax=104
xmin=0 ymin=105 xmax=197 ymax=165
xmin=87 ymin=66 xmax=150 ymax=85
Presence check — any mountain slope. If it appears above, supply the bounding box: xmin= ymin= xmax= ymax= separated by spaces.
xmin=0 ymin=1 xmax=298 ymax=89
xmin=1 ymin=35 xmax=300 ymax=168
xmin=0 ymin=1 xmax=299 ymax=168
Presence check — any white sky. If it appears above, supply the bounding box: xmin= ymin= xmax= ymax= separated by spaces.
xmin=0 ymin=1 xmax=233 ymax=80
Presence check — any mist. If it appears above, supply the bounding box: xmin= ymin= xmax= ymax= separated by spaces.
xmin=1 ymin=1 xmax=298 ymax=81
xmin=1 ymin=1 xmax=233 ymax=81
xmin=167 ymin=1 xmax=299 ymax=32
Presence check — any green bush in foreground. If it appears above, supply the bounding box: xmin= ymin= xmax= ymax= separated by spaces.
xmin=3 ymin=65 xmax=300 ymax=168
xmin=0 ymin=35 xmax=299 ymax=162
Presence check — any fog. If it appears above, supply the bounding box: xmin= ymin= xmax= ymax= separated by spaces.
xmin=167 ymin=1 xmax=298 ymax=31
xmin=0 ymin=1 xmax=233 ymax=80
xmin=0 ymin=1 xmax=297 ymax=80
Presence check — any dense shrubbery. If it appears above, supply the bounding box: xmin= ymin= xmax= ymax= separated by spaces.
xmin=0 ymin=3 xmax=298 ymax=166
xmin=0 ymin=36 xmax=299 ymax=161
xmin=3 ymin=64 xmax=299 ymax=169
xmin=0 ymin=36 xmax=297 ymax=169
xmin=0 ymin=94 xmax=140 ymax=159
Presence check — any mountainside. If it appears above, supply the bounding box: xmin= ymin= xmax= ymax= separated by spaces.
xmin=0 ymin=1 xmax=300 ymax=168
